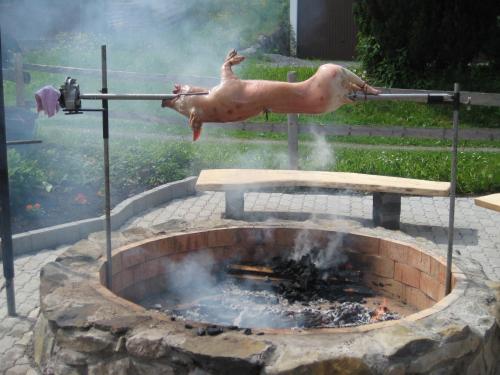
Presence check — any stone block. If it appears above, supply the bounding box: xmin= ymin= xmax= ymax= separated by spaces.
xmin=122 ymin=247 xmax=146 ymax=269
xmin=146 ymin=185 xmax=172 ymax=209
xmin=121 ymin=268 xmax=135 ymax=290
xmin=404 ymin=285 xmax=429 ymax=309
xmin=420 ymin=272 xmax=445 ymax=301
xmin=142 ymin=259 xmax=165 ymax=280
xmin=363 ymin=273 xmax=405 ymax=300
xmin=56 ymin=328 xmax=115 ymax=353
xmin=367 ymin=254 xmax=395 ymax=279
xmin=143 ymin=237 xmax=175 ymax=260
xmin=112 ymin=273 xmax=123 ymax=293
xmin=394 ymin=262 xmax=421 ymax=289
xmin=343 ymin=234 xmax=380 ymax=255
xmin=379 ymin=240 xmax=409 ymax=264
xmin=112 ymin=253 xmax=122 ymax=276
xmin=88 ymin=358 xmax=132 ymax=375
xmin=111 ymin=202 xmax=134 ymax=230
xmin=225 ymin=191 xmax=244 ymax=219
xmin=28 ymin=222 xmax=81 ymax=253
xmin=430 ymin=257 xmax=447 ymax=285
xmin=207 ymin=228 xmax=238 ymax=248
xmin=133 ymin=263 xmax=147 ymax=283
xmin=169 ymin=179 xmax=193 ymax=200
xmin=12 ymin=232 xmax=33 ymax=256
xmin=77 ymin=217 xmax=104 ymax=238
xmin=407 ymin=247 xmax=431 ymax=274
xmin=373 ymin=192 xmax=401 ymax=230
xmin=132 ymin=193 xmax=149 ymax=215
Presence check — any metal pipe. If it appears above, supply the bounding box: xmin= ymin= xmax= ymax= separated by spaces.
xmin=7 ymin=140 xmax=42 ymax=145
xmin=80 ymin=93 xmax=208 ymax=101
xmin=0 ymin=27 xmax=16 ymax=316
xmin=446 ymin=83 xmax=460 ymax=295
xmin=101 ymin=45 xmax=113 ymax=290
xmin=349 ymin=92 xmax=453 ymax=102
xmin=287 ymin=71 xmax=299 ymax=170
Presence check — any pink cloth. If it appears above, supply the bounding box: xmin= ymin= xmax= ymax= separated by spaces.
xmin=35 ymin=86 xmax=60 ymax=117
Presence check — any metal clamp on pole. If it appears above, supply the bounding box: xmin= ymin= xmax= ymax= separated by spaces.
xmin=58 ymin=76 xmax=208 ymax=114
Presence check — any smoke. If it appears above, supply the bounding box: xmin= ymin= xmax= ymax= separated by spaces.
xmin=309 ymin=130 xmax=335 ymax=170
xmin=163 ymin=251 xmax=218 ymax=303
xmin=291 ymin=229 xmax=346 ymax=270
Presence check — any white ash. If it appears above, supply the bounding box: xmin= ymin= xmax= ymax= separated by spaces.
xmin=141 ymin=279 xmax=399 ymax=329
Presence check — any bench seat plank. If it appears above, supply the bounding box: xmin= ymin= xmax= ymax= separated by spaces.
xmin=196 ymin=169 xmax=450 ymax=197
xmin=474 ymin=193 xmax=500 ymax=213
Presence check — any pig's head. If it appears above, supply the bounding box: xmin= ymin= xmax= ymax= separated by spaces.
xmin=162 ymin=84 xmax=207 ymax=141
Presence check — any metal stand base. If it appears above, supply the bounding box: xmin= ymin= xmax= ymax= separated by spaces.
xmin=6 ymin=278 xmax=16 ymax=316
xmin=373 ymin=192 xmax=401 ymax=230
xmin=225 ymin=191 xmax=244 ymax=219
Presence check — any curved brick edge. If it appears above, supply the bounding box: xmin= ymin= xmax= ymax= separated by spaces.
xmin=34 ymin=222 xmax=500 ymax=375
xmin=5 ymin=176 xmax=197 ymax=258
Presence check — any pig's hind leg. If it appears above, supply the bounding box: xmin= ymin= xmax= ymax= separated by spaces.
xmin=221 ymin=49 xmax=245 ymax=82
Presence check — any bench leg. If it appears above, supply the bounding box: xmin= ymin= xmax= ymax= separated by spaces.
xmin=373 ymin=193 xmax=401 ymax=230
xmin=225 ymin=191 xmax=244 ymax=219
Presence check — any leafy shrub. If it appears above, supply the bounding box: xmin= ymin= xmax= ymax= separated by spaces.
xmin=8 ymin=149 xmax=47 ymax=208
xmin=354 ymin=1 xmax=500 ymax=89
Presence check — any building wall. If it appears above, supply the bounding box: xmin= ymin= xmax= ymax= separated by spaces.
xmin=295 ymin=0 xmax=357 ymax=60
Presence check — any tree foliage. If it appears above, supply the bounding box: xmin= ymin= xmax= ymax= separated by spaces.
xmin=354 ymin=0 xmax=500 ymax=88
xmin=189 ymin=0 xmax=290 ymax=53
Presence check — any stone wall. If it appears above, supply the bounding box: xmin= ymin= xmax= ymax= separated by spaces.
xmin=34 ymin=221 xmax=500 ymax=374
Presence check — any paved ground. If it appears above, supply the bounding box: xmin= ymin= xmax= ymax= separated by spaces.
xmin=0 ymin=191 xmax=499 ymax=374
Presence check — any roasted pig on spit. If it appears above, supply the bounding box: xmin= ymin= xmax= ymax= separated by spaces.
xmin=162 ymin=50 xmax=379 ymax=141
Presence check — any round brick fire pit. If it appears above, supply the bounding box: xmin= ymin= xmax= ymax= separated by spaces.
xmin=34 ymin=220 xmax=500 ymax=374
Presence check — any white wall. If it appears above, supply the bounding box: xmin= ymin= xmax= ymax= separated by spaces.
xmin=289 ymin=0 xmax=298 ymax=56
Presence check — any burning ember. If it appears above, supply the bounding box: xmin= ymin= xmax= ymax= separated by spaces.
xmin=141 ymin=252 xmax=400 ymax=329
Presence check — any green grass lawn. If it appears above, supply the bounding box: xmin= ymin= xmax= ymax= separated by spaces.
xmin=3 ymin=32 xmax=499 ymax=203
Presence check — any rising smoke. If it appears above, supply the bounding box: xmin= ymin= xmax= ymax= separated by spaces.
xmin=290 ymin=228 xmax=346 ymax=270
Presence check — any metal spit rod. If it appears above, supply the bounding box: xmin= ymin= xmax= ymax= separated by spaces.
xmin=348 ymin=92 xmax=454 ymax=102
xmin=79 ymin=92 xmax=447 ymax=101
xmin=80 ymin=92 xmax=208 ymax=100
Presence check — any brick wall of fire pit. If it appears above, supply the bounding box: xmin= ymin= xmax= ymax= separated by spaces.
xmin=104 ymin=227 xmax=461 ymax=314
xmin=35 ymin=223 xmax=500 ymax=375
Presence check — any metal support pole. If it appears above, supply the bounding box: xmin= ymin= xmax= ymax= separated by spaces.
xmin=0 ymin=28 xmax=16 ymax=316
xmin=14 ymin=53 xmax=24 ymax=107
xmin=446 ymin=83 xmax=460 ymax=295
xmin=101 ymin=45 xmax=112 ymax=290
xmin=287 ymin=71 xmax=299 ymax=170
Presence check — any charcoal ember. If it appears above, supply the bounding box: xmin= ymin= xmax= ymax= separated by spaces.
xmin=207 ymin=326 xmax=224 ymax=336
xmin=197 ymin=328 xmax=206 ymax=336
xmin=269 ymin=254 xmax=369 ymax=303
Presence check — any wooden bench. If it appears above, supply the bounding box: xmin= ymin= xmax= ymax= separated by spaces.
xmin=196 ymin=169 xmax=451 ymax=230
xmin=474 ymin=193 xmax=500 ymax=213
